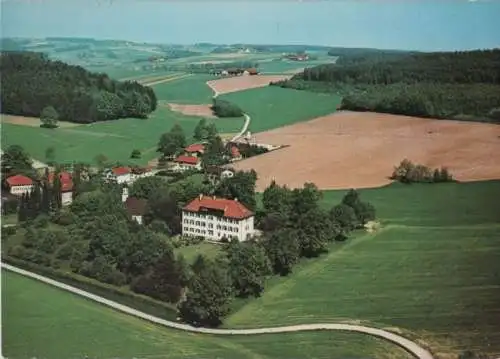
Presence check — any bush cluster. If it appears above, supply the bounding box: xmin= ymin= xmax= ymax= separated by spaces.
xmin=391 ymin=159 xmax=453 ymax=183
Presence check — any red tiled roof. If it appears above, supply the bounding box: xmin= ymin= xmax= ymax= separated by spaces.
xmin=183 ymin=195 xmax=253 ymax=220
xmin=125 ymin=197 xmax=148 ymax=216
xmin=231 ymin=146 xmax=241 ymax=157
xmin=112 ymin=166 xmax=131 ymax=176
xmin=6 ymin=175 xmax=33 ymax=186
xmin=175 ymin=155 xmax=200 ymax=165
xmin=185 ymin=143 xmax=205 ymax=153
xmin=48 ymin=172 xmax=73 ymax=192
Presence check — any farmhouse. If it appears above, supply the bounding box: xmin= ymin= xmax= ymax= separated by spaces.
xmin=104 ymin=166 xmax=155 ymax=184
xmin=172 ymin=155 xmax=202 ymax=172
xmin=182 ymin=194 xmax=254 ymax=242
xmin=184 ymin=143 xmax=205 ymax=157
xmin=122 ymin=187 xmax=147 ymax=225
xmin=48 ymin=171 xmax=73 ymax=206
xmin=106 ymin=166 xmax=132 ymax=184
xmin=243 ymin=68 xmax=259 ymax=76
xmin=4 ymin=175 xmax=34 ymax=196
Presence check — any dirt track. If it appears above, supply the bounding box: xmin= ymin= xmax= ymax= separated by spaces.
xmin=206 ymin=75 xmax=292 ymax=95
xmin=233 ymin=112 xmax=500 ymax=191
xmin=0 ymin=114 xmax=81 ymax=128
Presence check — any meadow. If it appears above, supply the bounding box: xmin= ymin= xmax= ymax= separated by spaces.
xmin=1 ymin=106 xmax=244 ymax=165
xmin=220 ymin=86 xmax=342 ymax=133
xmin=1 ymin=271 xmax=412 ymax=359
xmin=232 ymin=181 xmax=500 ymax=355
xmin=175 ymin=242 xmax=223 ymax=263
xmin=151 ymin=74 xmax=217 ymax=104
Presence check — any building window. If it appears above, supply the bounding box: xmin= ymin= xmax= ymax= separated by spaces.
xmin=208 ymin=230 xmax=214 ymax=235
xmin=208 ymin=223 xmax=213 ymax=228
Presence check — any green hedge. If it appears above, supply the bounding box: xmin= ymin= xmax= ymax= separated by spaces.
xmin=2 ymin=256 xmax=179 ymax=321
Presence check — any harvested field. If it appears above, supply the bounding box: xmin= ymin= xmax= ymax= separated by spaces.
xmin=167 ymin=103 xmax=215 ymax=118
xmin=233 ymin=111 xmax=500 ymax=191
xmin=207 ymin=75 xmax=292 ymax=95
xmin=0 ymin=115 xmax=81 ymax=128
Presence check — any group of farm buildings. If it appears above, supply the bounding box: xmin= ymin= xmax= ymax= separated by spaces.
xmin=3 ymin=141 xmax=255 ymax=242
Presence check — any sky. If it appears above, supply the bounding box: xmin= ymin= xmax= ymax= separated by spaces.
xmin=1 ymin=0 xmax=500 ymax=51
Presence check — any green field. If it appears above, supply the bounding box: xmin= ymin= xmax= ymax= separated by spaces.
xmin=1 ymin=271 xmax=412 ymax=359
xmin=220 ymin=86 xmax=342 ymax=132
xmin=232 ymin=181 xmax=500 ymax=355
xmin=1 ymin=105 xmax=244 ymax=165
xmin=175 ymin=242 xmax=223 ymax=263
xmin=151 ymin=74 xmax=217 ymax=104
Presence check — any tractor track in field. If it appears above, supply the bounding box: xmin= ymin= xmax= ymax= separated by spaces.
xmin=2 ymin=263 xmax=434 ymax=359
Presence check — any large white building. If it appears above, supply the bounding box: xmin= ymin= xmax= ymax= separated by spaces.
xmin=182 ymin=194 xmax=254 ymax=242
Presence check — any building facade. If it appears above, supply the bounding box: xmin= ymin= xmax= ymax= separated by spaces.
xmin=182 ymin=195 xmax=254 ymax=242
xmin=5 ymin=175 xmax=34 ymax=196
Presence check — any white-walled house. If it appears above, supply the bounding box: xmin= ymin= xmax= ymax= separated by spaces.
xmin=111 ymin=167 xmax=132 ymax=184
xmin=48 ymin=171 xmax=74 ymax=206
xmin=172 ymin=155 xmax=202 ymax=172
xmin=182 ymin=194 xmax=254 ymax=242
xmin=5 ymin=175 xmax=34 ymax=196
xmin=122 ymin=187 xmax=147 ymax=225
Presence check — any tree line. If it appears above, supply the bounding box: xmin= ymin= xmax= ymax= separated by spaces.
xmin=0 ymin=51 xmax=158 ymax=123
xmin=272 ymin=49 xmax=500 ymax=122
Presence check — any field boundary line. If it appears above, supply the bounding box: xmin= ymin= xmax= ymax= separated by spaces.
xmin=2 ymin=263 xmax=434 ymax=359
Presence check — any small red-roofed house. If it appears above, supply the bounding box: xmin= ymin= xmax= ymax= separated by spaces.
xmin=184 ymin=143 xmax=205 ymax=157
xmin=182 ymin=194 xmax=254 ymax=241
xmin=173 ymin=155 xmax=202 ymax=172
xmin=48 ymin=171 xmax=74 ymax=205
xmin=110 ymin=166 xmax=132 ymax=184
xmin=5 ymin=175 xmax=34 ymax=196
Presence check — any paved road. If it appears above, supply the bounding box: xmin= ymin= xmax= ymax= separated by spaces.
xmin=2 ymin=263 xmax=434 ymax=359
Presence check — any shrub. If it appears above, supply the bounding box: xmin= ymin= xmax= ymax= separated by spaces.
xmin=391 ymin=159 xmax=453 ymax=183
xmin=56 ymin=243 xmax=74 ymax=260
xmin=8 ymin=245 xmax=27 ymax=259
xmin=51 ymin=259 xmax=62 ymax=269
xmin=52 ymin=211 xmax=75 ymax=226
xmin=130 ymin=149 xmax=141 ymax=159
xmin=2 ymin=226 xmax=17 ymax=237
xmin=211 ymin=98 xmax=244 ymax=117
xmin=104 ymin=270 xmax=127 ymax=286
xmin=33 ymin=215 xmax=50 ymax=228
xmin=29 ymin=251 xmax=51 ymax=266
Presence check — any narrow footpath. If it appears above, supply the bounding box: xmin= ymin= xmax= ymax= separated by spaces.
xmin=2 ymin=263 xmax=434 ymax=359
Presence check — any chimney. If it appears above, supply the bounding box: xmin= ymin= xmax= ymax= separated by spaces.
xmin=234 ymin=197 xmax=238 ymax=202
xmin=213 ymin=195 xmax=216 ymax=200
xmin=199 ymin=194 xmax=203 ymax=200
xmin=122 ymin=187 xmax=129 ymax=203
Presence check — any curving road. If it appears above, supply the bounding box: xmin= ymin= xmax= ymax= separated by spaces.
xmin=2 ymin=263 xmax=434 ymax=359
xmin=207 ymin=80 xmax=251 ymax=143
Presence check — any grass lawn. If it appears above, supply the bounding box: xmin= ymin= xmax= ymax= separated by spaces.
xmin=231 ymin=181 xmax=500 ymax=355
xmin=175 ymin=242 xmax=223 ymax=263
xmin=151 ymin=74 xmax=217 ymax=104
xmin=220 ymin=86 xmax=342 ymax=133
xmin=1 ymin=106 xmax=244 ymax=165
xmin=1 ymin=271 xmax=412 ymax=359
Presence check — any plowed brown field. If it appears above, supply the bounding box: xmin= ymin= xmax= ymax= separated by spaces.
xmin=167 ymin=103 xmax=215 ymax=118
xmin=233 ymin=111 xmax=500 ymax=191
xmin=207 ymin=75 xmax=292 ymax=95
